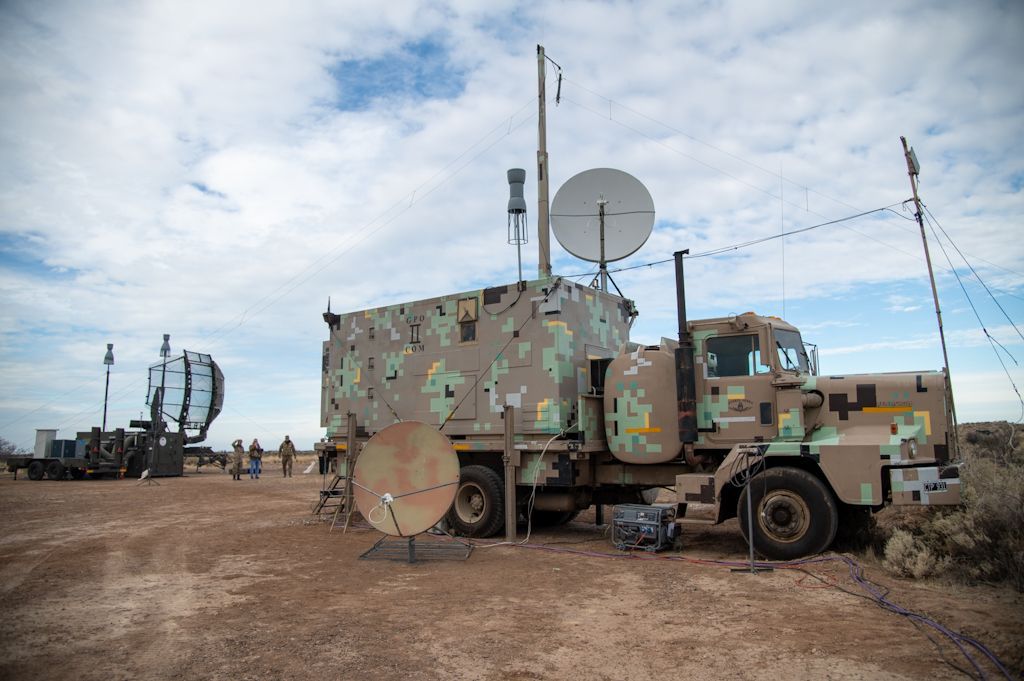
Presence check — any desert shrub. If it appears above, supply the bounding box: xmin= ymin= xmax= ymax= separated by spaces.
xmin=883 ymin=529 xmax=949 ymax=578
xmin=962 ymin=422 xmax=1023 ymax=467
xmin=880 ymin=422 xmax=1024 ymax=591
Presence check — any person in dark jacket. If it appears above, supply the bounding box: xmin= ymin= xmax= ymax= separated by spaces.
xmin=248 ymin=438 xmax=263 ymax=479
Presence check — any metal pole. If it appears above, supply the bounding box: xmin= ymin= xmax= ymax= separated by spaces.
xmin=598 ymin=200 xmax=608 ymax=291
xmin=900 ymin=137 xmax=959 ymax=458
xmin=537 ymin=45 xmax=552 ymax=279
xmin=102 ymin=343 xmax=114 ymax=432
xmin=152 ymin=334 xmax=170 ymax=474
xmin=102 ymin=364 xmax=111 ymax=433
xmin=745 ymin=451 xmax=756 ymax=571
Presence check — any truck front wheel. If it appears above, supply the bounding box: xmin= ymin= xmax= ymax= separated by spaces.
xmin=447 ymin=465 xmax=504 ymax=537
xmin=737 ymin=467 xmax=838 ymax=560
xmin=27 ymin=460 xmax=45 ymax=481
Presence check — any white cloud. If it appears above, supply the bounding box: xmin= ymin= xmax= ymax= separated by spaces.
xmin=885 ymin=294 xmax=924 ymax=313
xmin=1 ymin=0 xmax=1022 ymax=449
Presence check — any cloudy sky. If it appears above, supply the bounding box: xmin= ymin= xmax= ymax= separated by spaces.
xmin=1 ymin=0 xmax=1022 ymax=452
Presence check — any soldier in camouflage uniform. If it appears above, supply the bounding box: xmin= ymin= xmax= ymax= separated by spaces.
xmin=230 ymin=439 xmax=244 ymax=481
xmin=279 ymin=435 xmax=296 ymax=478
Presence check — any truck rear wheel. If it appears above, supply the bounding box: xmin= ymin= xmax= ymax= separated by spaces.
xmin=27 ymin=460 xmax=45 ymax=481
xmin=45 ymin=460 xmax=65 ymax=480
xmin=124 ymin=450 xmax=145 ymax=479
xmin=447 ymin=465 xmax=504 ymax=537
xmin=737 ymin=467 xmax=838 ymax=560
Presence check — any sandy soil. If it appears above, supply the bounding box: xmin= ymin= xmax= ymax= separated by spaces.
xmin=0 ymin=460 xmax=1020 ymax=681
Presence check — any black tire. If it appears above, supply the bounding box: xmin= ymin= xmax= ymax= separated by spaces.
xmin=833 ymin=503 xmax=877 ymax=552
xmin=737 ymin=467 xmax=838 ymax=560
xmin=124 ymin=450 xmax=145 ymax=479
xmin=527 ymin=509 xmax=580 ymax=527
xmin=45 ymin=460 xmax=65 ymax=480
xmin=447 ymin=465 xmax=505 ymax=537
xmin=70 ymin=468 xmax=86 ymax=480
xmin=27 ymin=460 xmax=45 ymax=481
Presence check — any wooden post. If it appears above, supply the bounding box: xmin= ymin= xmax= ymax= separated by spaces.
xmin=901 ymin=136 xmax=959 ymax=459
xmin=503 ymin=405 xmax=518 ymax=543
xmin=343 ymin=412 xmax=358 ymax=533
xmin=537 ymin=45 xmax=551 ymax=279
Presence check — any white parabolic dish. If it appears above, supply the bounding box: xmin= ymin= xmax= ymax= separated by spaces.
xmin=550 ymin=168 xmax=655 ymax=263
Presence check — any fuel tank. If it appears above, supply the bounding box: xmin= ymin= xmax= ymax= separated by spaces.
xmin=604 ymin=341 xmax=683 ymax=464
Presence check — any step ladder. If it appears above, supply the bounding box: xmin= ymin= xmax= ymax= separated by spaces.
xmin=313 ymin=463 xmax=358 ymax=532
xmin=313 ymin=414 xmax=360 ymax=532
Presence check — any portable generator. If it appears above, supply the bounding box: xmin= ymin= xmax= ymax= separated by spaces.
xmin=611 ymin=503 xmax=677 ymax=552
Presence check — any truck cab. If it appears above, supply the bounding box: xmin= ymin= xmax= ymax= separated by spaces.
xmin=693 ymin=313 xmax=814 ymax=448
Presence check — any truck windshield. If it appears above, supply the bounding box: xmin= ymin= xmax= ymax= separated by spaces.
xmin=774 ymin=328 xmax=810 ymax=374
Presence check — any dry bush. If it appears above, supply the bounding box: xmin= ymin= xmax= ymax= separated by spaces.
xmin=961 ymin=422 xmax=1023 ymax=467
xmin=880 ymin=422 xmax=1024 ymax=591
xmin=883 ymin=529 xmax=949 ymax=579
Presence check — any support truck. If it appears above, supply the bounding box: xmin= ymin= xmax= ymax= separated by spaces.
xmin=317 ymin=252 xmax=961 ymax=559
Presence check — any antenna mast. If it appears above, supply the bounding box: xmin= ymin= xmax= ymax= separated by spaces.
xmin=900 ymin=136 xmax=959 ymax=457
xmin=507 ymin=168 xmax=528 ymax=287
xmin=537 ymin=44 xmax=552 ymax=279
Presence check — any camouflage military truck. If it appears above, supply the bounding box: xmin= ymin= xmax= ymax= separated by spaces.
xmin=319 ymin=251 xmax=960 ymax=559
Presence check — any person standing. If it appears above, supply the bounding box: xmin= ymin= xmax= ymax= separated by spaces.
xmin=248 ymin=438 xmax=263 ymax=479
xmin=279 ymin=435 xmax=296 ymax=478
xmin=230 ymin=439 xmax=244 ymax=481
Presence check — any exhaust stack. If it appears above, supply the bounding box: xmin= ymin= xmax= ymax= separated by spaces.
xmin=674 ymin=250 xmax=697 ymax=444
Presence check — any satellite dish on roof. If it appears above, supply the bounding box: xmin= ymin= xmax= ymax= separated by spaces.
xmin=550 ymin=168 xmax=655 ymax=290
xmin=352 ymin=421 xmax=460 ymax=537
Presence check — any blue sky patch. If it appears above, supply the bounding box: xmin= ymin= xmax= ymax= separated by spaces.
xmin=0 ymin=232 xmax=74 ymax=280
xmin=1009 ymin=172 xmax=1023 ymax=193
xmin=328 ymin=38 xmax=466 ymax=111
xmin=190 ymin=182 xmax=227 ymax=199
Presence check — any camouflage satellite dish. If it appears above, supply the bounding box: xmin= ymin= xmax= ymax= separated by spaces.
xmin=352 ymin=421 xmax=461 ymax=537
xmin=550 ymin=168 xmax=655 ymax=262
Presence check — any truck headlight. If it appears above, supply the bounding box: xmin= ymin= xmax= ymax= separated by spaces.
xmin=907 ymin=439 xmax=918 ymax=459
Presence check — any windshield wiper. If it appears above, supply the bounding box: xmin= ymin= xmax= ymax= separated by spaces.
xmin=776 ymin=341 xmax=796 ymax=370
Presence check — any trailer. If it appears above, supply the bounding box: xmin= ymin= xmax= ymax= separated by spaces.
xmin=4 ymin=349 xmax=224 ymax=481
xmin=4 ymin=430 xmax=125 ymax=480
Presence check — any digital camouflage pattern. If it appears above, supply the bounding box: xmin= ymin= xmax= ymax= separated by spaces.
xmin=606 ymin=312 xmax=959 ymax=510
xmin=321 ymin=277 xmax=631 ymax=440
xmin=321 ymin=286 xmax=961 ymax=549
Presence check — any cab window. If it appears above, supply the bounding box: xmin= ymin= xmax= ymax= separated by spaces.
xmin=706 ymin=335 xmax=770 ymax=377
xmin=773 ymin=327 xmax=810 ymax=373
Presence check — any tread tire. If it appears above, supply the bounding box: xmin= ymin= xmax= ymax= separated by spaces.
xmin=737 ymin=466 xmax=838 ymax=560
xmin=27 ymin=460 xmax=45 ymax=481
xmin=45 ymin=460 xmax=65 ymax=480
xmin=447 ymin=465 xmax=505 ymax=538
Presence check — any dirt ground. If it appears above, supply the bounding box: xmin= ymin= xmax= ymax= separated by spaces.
xmin=0 ymin=459 xmax=1020 ymax=681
